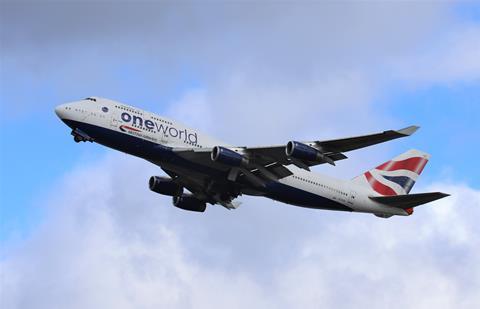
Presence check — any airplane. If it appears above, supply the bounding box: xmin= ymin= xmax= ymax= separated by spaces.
xmin=55 ymin=97 xmax=449 ymax=218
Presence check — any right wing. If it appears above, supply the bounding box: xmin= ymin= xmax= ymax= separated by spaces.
xmin=237 ymin=125 xmax=419 ymax=169
xmin=312 ymin=125 xmax=419 ymax=153
xmin=163 ymin=126 xmax=418 ymax=194
xmin=172 ymin=125 xmax=419 ymax=178
xmin=155 ymin=126 xmax=419 ymax=208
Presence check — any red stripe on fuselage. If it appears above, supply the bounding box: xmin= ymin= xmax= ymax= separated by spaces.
xmin=365 ymin=171 xmax=398 ymax=196
xmin=121 ymin=125 xmax=142 ymax=132
xmin=376 ymin=157 xmax=428 ymax=175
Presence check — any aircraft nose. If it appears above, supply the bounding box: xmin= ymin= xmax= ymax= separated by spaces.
xmin=55 ymin=104 xmax=68 ymax=119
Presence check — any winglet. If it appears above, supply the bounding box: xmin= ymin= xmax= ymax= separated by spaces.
xmin=397 ymin=125 xmax=420 ymax=136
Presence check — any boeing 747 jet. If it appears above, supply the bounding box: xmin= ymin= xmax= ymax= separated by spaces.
xmin=55 ymin=97 xmax=448 ymax=218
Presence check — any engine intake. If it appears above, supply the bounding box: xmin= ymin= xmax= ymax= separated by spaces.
xmin=286 ymin=141 xmax=335 ymax=165
xmin=149 ymin=176 xmax=183 ymax=196
xmin=173 ymin=194 xmax=207 ymax=212
xmin=211 ymin=146 xmax=248 ymax=166
xmin=286 ymin=141 xmax=323 ymax=162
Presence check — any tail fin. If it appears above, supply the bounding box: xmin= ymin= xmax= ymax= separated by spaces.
xmin=352 ymin=149 xmax=430 ymax=196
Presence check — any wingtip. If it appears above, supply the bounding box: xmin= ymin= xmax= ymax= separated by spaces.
xmin=431 ymin=192 xmax=451 ymax=200
xmin=397 ymin=125 xmax=420 ymax=136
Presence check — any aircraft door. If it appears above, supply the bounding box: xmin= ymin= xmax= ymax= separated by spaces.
xmin=348 ymin=190 xmax=357 ymax=205
xmin=110 ymin=109 xmax=120 ymax=130
xmin=159 ymin=130 xmax=168 ymax=144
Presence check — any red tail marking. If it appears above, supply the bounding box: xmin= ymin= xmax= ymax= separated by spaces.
xmin=376 ymin=157 xmax=428 ymax=175
xmin=365 ymin=172 xmax=398 ymax=196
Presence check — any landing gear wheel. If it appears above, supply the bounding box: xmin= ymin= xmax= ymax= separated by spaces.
xmin=73 ymin=135 xmax=82 ymax=143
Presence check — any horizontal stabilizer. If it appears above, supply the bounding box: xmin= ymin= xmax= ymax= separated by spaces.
xmin=369 ymin=192 xmax=449 ymax=209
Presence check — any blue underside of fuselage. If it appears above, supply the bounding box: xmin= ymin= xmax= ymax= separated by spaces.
xmin=63 ymin=119 xmax=352 ymax=212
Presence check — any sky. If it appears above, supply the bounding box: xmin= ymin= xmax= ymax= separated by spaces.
xmin=1 ymin=1 xmax=480 ymax=308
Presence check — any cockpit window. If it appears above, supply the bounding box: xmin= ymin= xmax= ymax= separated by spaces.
xmin=85 ymin=97 xmax=97 ymax=102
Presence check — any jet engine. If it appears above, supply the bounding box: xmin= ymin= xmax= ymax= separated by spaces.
xmin=211 ymin=146 xmax=248 ymax=166
xmin=149 ymin=176 xmax=183 ymax=196
xmin=173 ymin=194 xmax=207 ymax=212
xmin=286 ymin=141 xmax=334 ymax=165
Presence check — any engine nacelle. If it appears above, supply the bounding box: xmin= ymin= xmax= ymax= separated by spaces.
xmin=374 ymin=213 xmax=394 ymax=219
xmin=211 ymin=146 xmax=248 ymax=166
xmin=173 ymin=194 xmax=207 ymax=212
xmin=286 ymin=141 xmax=322 ymax=162
xmin=149 ymin=176 xmax=183 ymax=196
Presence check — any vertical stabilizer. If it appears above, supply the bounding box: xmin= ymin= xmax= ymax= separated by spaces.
xmin=351 ymin=149 xmax=430 ymax=196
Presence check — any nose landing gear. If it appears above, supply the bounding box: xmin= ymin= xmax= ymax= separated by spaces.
xmin=71 ymin=128 xmax=93 ymax=143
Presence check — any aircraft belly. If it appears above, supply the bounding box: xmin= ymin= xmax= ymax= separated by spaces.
xmin=264 ymin=182 xmax=353 ymax=212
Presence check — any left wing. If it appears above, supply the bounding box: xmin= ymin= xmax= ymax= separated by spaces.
xmin=161 ymin=167 xmax=242 ymax=209
xmin=172 ymin=147 xmax=293 ymax=183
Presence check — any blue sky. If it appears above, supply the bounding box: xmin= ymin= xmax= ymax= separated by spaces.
xmin=388 ymin=82 xmax=480 ymax=186
xmin=1 ymin=2 xmax=480 ymax=308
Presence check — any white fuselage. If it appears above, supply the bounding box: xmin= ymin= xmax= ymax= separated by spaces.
xmin=55 ymin=97 xmax=409 ymax=217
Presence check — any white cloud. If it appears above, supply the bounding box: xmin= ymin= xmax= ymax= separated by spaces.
xmin=391 ymin=24 xmax=480 ymax=85
xmin=165 ymin=88 xmax=214 ymax=134
xmin=1 ymin=155 xmax=479 ymax=309
xmin=276 ymin=182 xmax=480 ymax=309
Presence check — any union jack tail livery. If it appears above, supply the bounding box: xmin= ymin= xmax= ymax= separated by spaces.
xmin=352 ymin=149 xmax=430 ymax=196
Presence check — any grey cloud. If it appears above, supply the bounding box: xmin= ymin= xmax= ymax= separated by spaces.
xmin=0 ymin=2 xmax=453 ymax=83
xmin=0 ymin=2 xmax=453 ymax=111
xmin=2 ymin=1 xmax=469 ymax=145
